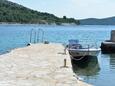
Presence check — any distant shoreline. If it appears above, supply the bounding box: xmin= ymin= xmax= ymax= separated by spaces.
xmin=0 ymin=23 xmax=115 ymax=26
xmin=0 ymin=22 xmax=79 ymax=26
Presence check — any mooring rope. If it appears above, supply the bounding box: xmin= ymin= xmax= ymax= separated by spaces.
xmin=69 ymin=51 xmax=88 ymax=61
xmin=70 ymin=55 xmax=86 ymax=61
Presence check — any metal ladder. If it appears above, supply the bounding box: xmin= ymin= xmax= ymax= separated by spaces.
xmin=29 ymin=28 xmax=44 ymax=44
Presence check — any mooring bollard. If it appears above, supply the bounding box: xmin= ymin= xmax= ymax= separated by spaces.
xmin=60 ymin=58 xmax=68 ymax=68
xmin=64 ymin=58 xmax=67 ymax=67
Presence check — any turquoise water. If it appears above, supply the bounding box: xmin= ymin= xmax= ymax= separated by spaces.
xmin=0 ymin=24 xmax=115 ymax=86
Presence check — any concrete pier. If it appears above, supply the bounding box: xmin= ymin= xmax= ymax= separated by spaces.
xmin=0 ymin=43 xmax=91 ymax=86
xmin=101 ymin=30 xmax=115 ymax=53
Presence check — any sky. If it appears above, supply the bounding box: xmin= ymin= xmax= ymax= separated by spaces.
xmin=9 ymin=0 xmax=115 ymax=19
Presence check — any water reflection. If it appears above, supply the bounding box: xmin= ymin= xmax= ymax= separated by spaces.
xmin=72 ymin=56 xmax=100 ymax=76
xmin=109 ymin=54 xmax=115 ymax=69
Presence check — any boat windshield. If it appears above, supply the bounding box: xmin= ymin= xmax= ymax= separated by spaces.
xmin=69 ymin=39 xmax=79 ymax=45
xmin=68 ymin=39 xmax=82 ymax=49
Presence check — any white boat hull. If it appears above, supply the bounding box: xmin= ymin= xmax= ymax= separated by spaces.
xmin=69 ymin=48 xmax=101 ymax=57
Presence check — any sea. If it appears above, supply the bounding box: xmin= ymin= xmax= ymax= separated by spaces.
xmin=0 ymin=24 xmax=115 ymax=86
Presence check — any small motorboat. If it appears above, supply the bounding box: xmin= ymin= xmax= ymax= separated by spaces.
xmin=67 ymin=39 xmax=100 ymax=60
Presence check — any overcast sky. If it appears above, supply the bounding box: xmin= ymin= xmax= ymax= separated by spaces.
xmin=9 ymin=0 xmax=115 ymax=19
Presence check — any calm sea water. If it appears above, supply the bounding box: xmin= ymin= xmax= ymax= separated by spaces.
xmin=0 ymin=24 xmax=115 ymax=86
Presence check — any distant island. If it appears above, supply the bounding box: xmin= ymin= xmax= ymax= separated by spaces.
xmin=0 ymin=0 xmax=80 ymax=25
xmin=80 ymin=17 xmax=115 ymax=25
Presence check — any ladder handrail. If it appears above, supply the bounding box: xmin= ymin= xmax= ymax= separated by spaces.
xmin=37 ymin=28 xmax=44 ymax=43
xmin=30 ymin=29 xmax=34 ymax=43
xmin=29 ymin=28 xmax=44 ymax=44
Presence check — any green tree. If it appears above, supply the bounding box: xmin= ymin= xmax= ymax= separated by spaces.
xmin=63 ymin=16 xmax=67 ymax=19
